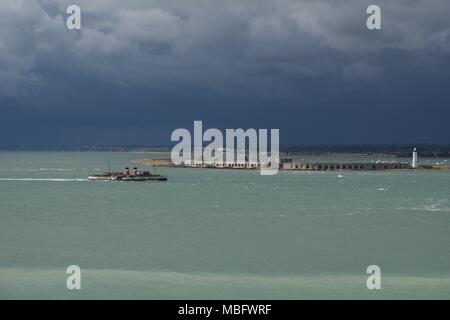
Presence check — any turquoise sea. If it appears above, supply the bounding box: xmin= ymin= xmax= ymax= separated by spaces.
xmin=0 ymin=151 xmax=449 ymax=299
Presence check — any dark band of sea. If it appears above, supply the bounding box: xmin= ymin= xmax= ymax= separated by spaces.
xmin=0 ymin=151 xmax=449 ymax=299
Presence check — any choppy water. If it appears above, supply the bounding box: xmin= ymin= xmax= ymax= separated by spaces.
xmin=0 ymin=151 xmax=449 ymax=299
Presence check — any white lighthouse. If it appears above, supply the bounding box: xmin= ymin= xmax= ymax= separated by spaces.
xmin=412 ymin=147 xmax=418 ymax=168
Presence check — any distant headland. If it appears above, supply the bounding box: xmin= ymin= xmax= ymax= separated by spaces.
xmin=1 ymin=144 xmax=450 ymax=158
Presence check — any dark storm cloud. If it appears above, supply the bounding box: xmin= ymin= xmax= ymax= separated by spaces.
xmin=0 ymin=0 xmax=449 ymax=146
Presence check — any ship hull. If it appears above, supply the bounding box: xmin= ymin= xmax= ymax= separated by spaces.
xmin=88 ymin=174 xmax=167 ymax=182
xmin=119 ymin=175 xmax=167 ymax=182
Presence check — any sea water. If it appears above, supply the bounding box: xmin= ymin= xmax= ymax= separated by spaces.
xmin=0 ymin=151 xmax=449 ymax=299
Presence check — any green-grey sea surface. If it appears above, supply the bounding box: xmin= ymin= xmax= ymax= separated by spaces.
xmin=0 ymin=151 xmax=449 ymax=299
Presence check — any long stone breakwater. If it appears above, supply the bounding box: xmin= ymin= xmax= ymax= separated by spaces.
xmin=134 ymin=158 xmax=420 ymax=171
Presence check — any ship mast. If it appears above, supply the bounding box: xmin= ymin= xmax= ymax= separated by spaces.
xmin=107 ymin=159 xmax=112 ymax=179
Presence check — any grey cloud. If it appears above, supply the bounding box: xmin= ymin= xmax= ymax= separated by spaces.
xmin=3 ymin=0 xmax=450 ymax=96
xmin=0 ymin=0 xmax=449 ymax=145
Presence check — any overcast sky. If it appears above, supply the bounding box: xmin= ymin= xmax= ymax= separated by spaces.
xmin=1 ymin=0 xmax=449 ymax=147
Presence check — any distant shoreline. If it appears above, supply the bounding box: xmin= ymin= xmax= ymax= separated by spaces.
xmin=1 ymin=144 xmax=450 ymax=158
